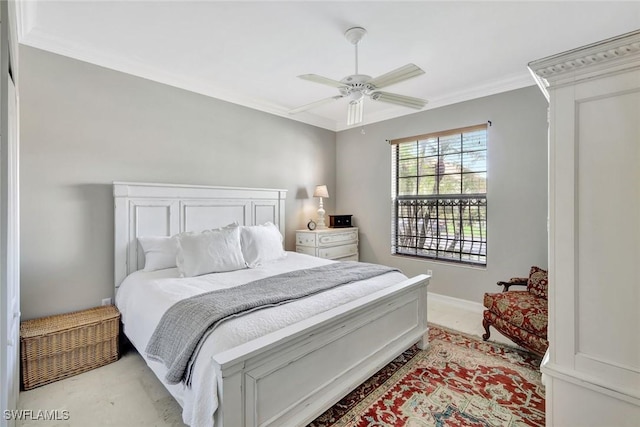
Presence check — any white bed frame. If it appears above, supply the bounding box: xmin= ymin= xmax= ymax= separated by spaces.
xmin=113 ymin=182 xmax=430 ymax=427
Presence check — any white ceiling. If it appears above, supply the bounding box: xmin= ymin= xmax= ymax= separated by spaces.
xmin=16 ymin=1 xmax=640 ymax=131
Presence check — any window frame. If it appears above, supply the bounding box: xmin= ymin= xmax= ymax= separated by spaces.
xmin=390 ymin=124 xmax=488 ymax=266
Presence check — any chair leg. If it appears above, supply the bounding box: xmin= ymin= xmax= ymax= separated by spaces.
xmin=482 ymin=318 xmax=491 ymax=341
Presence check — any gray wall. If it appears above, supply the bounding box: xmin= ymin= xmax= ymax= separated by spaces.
xmin=20 ymin=44 xmax=547 ymax=319
xmin=20 ymin=46 xmax=336 ymax=320
xmin=336 ymin=86 xmax=548 ymax=304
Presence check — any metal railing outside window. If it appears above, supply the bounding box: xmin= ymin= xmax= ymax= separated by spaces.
xmin=390 ymin=124 xmax=487 ymax=266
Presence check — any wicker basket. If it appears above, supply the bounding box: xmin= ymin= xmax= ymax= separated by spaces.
xmin=20 ymin=305 xmax=120 ymax=390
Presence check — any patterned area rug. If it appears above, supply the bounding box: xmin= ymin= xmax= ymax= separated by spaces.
xmin=308 ymin=325 xmax=544 ymax=427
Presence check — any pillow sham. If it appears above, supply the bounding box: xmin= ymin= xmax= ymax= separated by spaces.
xmin=138 ymin=235 xmax=178 ymax=272
xmin=176 ymin=225 xmax=247 ymax=277
xmin=240 ymin=222 xmax=286 ymax=268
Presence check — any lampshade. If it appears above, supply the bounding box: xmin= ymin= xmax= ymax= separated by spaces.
xmin=313 ymin=185 xmax=329 ymax=199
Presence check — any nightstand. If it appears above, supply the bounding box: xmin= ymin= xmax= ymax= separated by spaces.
xmin=296 ymin=227 xmax=359 ymax=261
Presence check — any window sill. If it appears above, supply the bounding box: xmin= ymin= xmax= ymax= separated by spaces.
xmin=390 ymin=253 xmax=487 ymax=271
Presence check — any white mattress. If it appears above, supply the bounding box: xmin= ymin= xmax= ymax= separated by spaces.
xmin=115 ymin=252 xmax=407 ymax=427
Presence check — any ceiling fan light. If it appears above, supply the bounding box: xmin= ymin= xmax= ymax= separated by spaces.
xmin=347 ymin=99 xmax=364 ymax=126
xmin=350 ymin=90 xmax=364 ymax=101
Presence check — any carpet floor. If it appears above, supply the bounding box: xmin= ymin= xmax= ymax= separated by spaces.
xmin=308 ymin=325 xmax=545 ymax=427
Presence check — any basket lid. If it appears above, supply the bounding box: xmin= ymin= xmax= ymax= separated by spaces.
xmin=21 ymin=305 xmax=120 ymax=338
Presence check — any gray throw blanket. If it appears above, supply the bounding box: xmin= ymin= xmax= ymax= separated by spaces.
xmin=146 ymin=261 xmax=399 ymax=385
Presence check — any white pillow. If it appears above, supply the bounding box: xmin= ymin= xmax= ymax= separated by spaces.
xmin=176 ymin=225 xmax=247 ymax=277
xmin=138 ymin=235 xmax=178 ymax=272
xmin=240 ymin=222 xmax=286 ymax=268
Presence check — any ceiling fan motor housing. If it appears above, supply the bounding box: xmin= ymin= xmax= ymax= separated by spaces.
xmin=339 ymin=74 xmax=374 ymax=99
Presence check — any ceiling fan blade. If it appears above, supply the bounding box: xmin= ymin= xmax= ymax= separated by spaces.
xmin=367 ymin=64 xmax=425 ymax=89
xmin=298 ymin=74 xmax=348 ymax=89
xmin=289 ymin=95 xmax=344 ymax=115
xmin=347 ymin=98 xmax=364 ymax=126
xmin=370 ymin=91 xmax=427 ymax=109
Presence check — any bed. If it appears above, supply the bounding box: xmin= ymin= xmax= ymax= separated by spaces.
xmin=113 ymin=182 xmax=430 ymax=427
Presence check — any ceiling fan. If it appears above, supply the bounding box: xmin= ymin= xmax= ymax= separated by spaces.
xmin=289 ymin=26 xmax=428 ymax=126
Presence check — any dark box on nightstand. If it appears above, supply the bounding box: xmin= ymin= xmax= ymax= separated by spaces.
xmin=329 ymin=215 xmax=352 ymax=228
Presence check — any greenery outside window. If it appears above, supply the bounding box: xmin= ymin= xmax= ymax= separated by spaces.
xmin=390 ymin=124 xmax=487 ymax=265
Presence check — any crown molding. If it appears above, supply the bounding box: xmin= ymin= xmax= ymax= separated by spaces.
xmin=22 ymin=26 xmax=536 ymax=133
xmin=14 ymin=0 xmax=36 ymax=43
xmin=335 ymin=72 xmax=536 ymax=132
xmin=20 ymin=27 xmax=339 ymax=130
xmin=528 ymin=29 xmax=640 ymax=98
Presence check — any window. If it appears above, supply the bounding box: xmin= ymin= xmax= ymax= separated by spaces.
xmin=391 ymin=124 xmax=487 ymax=265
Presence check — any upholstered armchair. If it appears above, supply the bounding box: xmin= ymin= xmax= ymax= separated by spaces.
xmin=482 ymin=266 xmax=548 ymax=356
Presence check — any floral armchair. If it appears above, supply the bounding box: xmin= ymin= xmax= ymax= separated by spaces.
xmin=482 ymin=266 xmax=548 ymax=356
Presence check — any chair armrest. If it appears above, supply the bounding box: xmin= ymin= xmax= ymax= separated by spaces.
xmin=497 ymin=277 xmax=528 ymax=292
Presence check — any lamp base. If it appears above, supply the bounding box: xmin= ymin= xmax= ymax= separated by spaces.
xmin=316 ymin=206 xmax=327 ymax=229
xmin=317 ymin=198 xmax=327 ymax=229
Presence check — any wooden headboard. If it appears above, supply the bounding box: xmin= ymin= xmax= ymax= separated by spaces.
xmin=113 ymin=182 xmax=287 ymax=288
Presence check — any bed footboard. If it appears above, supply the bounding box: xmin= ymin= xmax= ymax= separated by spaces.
xmin=212 ymin=274 xmax=430 ymax=427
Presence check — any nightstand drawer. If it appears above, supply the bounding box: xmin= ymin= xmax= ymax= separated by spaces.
xmin=295 ymin=246 xmax=316 ymax=256
xmin=296 ymin=233 xmax=317 ymax=247
xmin=318 ymin=230 xmax=358 ymax=247
xmin=319 ymin=243 xmax=358 ymax=260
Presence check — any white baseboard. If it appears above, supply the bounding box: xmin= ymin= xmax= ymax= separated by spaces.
xmin=428 ymin=292 xmax=484 ymax=315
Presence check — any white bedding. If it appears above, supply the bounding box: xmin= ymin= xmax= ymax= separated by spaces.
xmin=115 ymin=252 xmax=408 ymax=427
